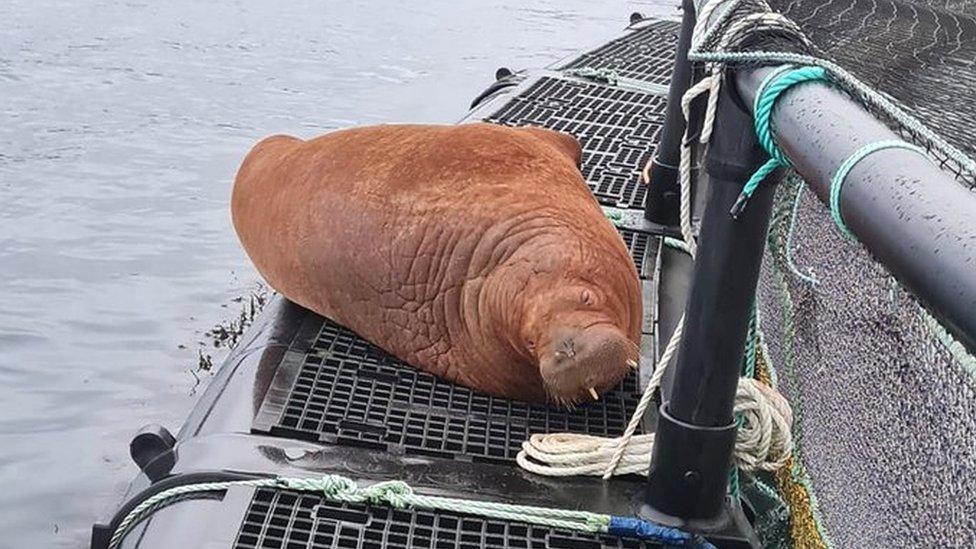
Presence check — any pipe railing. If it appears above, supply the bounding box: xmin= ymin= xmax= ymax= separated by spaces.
xmin=735 ymin=67 xmax=976 ymax=354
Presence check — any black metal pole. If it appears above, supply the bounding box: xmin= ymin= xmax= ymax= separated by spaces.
xmin=644 ymin=0 xmax=697 ymax=226
xmin=735 ymin=67 xmax=976 ymax=354
xmin=644 ymin=81 xmax=783 ymax=523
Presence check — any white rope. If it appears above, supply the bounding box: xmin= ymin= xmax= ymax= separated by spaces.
xmin=734 ymin=378 xmax=793 ymax=472
xmin=516 ymin=3 xmax=801 ymax=479
xmin=517 ymin=377 xmax=793 ymax=477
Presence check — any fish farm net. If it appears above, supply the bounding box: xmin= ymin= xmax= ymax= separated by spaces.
xmin=721 ymin=0 xmax=976 ymax=546
xmin=711 ymin=0 xmax=976 ymax=186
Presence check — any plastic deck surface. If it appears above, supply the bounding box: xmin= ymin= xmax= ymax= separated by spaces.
xmin=560 ymin=20 xmax=679 ymax=86
xmin=235 ymin=487 xmax=654 ymax=549
xmin=252 ymin=228 xmax=653 ymax=463
xmin=485 ymin=77 xmax=666 ymax=209
xmin=239 ymin=24 xmax=674 ymax=549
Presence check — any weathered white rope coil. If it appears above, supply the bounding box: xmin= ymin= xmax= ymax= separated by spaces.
xmin=516 ymin=378 xmax=793 ymax=477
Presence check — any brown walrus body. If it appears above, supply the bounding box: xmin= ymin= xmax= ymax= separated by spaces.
xmin=232 ymin=123 xmax=641 ymax=404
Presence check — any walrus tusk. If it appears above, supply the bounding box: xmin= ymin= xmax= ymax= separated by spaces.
xmin=627 ymin=359 xmax=639 ymax=369
xmin=588 ymin=387 xmax=599 ymax=401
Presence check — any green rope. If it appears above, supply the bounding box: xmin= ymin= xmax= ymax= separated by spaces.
xmin=765 ymin=186 xmax=841 ymax=547
xmin=756 ymin=307 xmax=779 ymax=389
xmin=688 ymin=2 xmax=976 ymax=179
xmin=109 ymin=477 xmax=281 ymax=548
xmin=743 ymin=303 xmax=759 ymax=378
xmin=664 ymin=235 xmax=693 ymax=254
xmin=784 ymin=174 xmax=819 ymax=284
xmin=729 ymin=466 xmax=743 ymax=500
xmin=109 ymin=474 xmax=713 ymax=549
xmin=604 ymin=209 xmax=624 ymax=226
xmin=731 ymin=301 xmax=762 ymax=499
xmin=750 ymin=475 xmax=787 ymax=509
xmin=790 ymin=459 xmax=836 ymax=548
xmin=920 ymin=305 xmax=976 ymax=381
xmin=731 ymin=66 xmax=830 ymax=218
xmin=828 ymin=140 xmax=928 ymax=238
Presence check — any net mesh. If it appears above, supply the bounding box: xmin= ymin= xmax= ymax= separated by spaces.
xmin=648 ymin=0 xmax=976 ymax=544
xmin=697 ymin=0 xmax=976 ymax=185
xmin=774 ymin=0 xmax=976 ymax=184
xmin=756 ymin=176 xmax=976 ymax=547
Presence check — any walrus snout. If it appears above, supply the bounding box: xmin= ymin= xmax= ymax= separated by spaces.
xmin=538 ymin=324 xmax=636 ymax=406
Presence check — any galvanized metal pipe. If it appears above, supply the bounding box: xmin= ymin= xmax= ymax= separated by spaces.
xmin=735 ymin=67 xmax=976 ymax=353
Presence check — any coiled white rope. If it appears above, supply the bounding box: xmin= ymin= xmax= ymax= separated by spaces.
xmin=517 ymin=0 xmax=801 ymax=480
xmin=517 ymin=378 xmax=793 ymax=477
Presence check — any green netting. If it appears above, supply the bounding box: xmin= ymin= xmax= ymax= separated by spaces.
xmin=756 ymin=175 xmax=976 ymax=547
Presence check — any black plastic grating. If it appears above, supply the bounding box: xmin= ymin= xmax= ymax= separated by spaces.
xmin=620 ymin=228 xmax=651 ymax=277
xmin=253 ymin=227 xmax=653 ymax=463
xmin=235 ymin=487 xmax=655 ymax=549
xmin=561 ymin=20 xmax=680 ymax=86
xmin=265 ymin=323 xmax=640 ymax=462
xmin=485 ymin=77 xmax=667 ymax=209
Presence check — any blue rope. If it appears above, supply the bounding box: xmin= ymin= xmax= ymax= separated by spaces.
xmin=608 ymin=517 xmax=718 ymax=548
xmin=829 ymin=140 xmax=929 ymax=238
xmin=731 ymin=66 xmax=830 ymax=218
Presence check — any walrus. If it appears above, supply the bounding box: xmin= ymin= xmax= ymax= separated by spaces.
xmin=232 ymin=123 xmax=641 ymax=404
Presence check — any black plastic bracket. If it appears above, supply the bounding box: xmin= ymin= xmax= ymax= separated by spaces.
xmin=645 ymin=403 xmax=737 ymax=519
xmin=469 ymin=67 xmax=521 ymax=110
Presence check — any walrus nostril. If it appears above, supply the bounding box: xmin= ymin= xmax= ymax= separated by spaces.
xmin=559 ymin=338 xmax=576 ymax=358
xmin=539 ymin=324 xmax=635 ymax=403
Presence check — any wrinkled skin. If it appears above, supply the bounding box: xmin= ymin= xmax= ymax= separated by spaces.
xmin=232 ymin=123 xmax=641 ymax=404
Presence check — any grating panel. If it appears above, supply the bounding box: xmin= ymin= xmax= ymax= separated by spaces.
xmin=235 ymin=487 xmax=655 ymax=549
xmin=485 ymin=77 xmax=667 ymax=209
xmin=252 ymin=228 xmax=653 ymax=462
xmin=620 ymin=228 xmax=651 ymax=276
xmin=561 ymin=20 xmax=680 ymax=86
xmin=265 ymin=322 xmax=640 ymax=462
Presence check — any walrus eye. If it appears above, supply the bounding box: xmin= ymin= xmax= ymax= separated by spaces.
xmin=526 ymin=340 xmax=536 ymax=351
xmin=580 ymin=289 xmax=592 ymax=306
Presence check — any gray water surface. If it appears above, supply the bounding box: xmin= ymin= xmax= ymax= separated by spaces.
xmin=0 ymin=1 xmax=675 ymax=546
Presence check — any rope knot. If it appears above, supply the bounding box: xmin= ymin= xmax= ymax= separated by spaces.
xmin=733 ymin=378 xmax=793 ymax=472
xmin=281 ymin=475 xmax=359 ymax=499
xmin=360 ymin=480 xmax=414 ymax=509
xmin=731 ymin=65 xmax=830 ymax=218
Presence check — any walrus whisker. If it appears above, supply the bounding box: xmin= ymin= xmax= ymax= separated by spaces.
xmin=542 ymin=380 xmax=581 ymax=410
